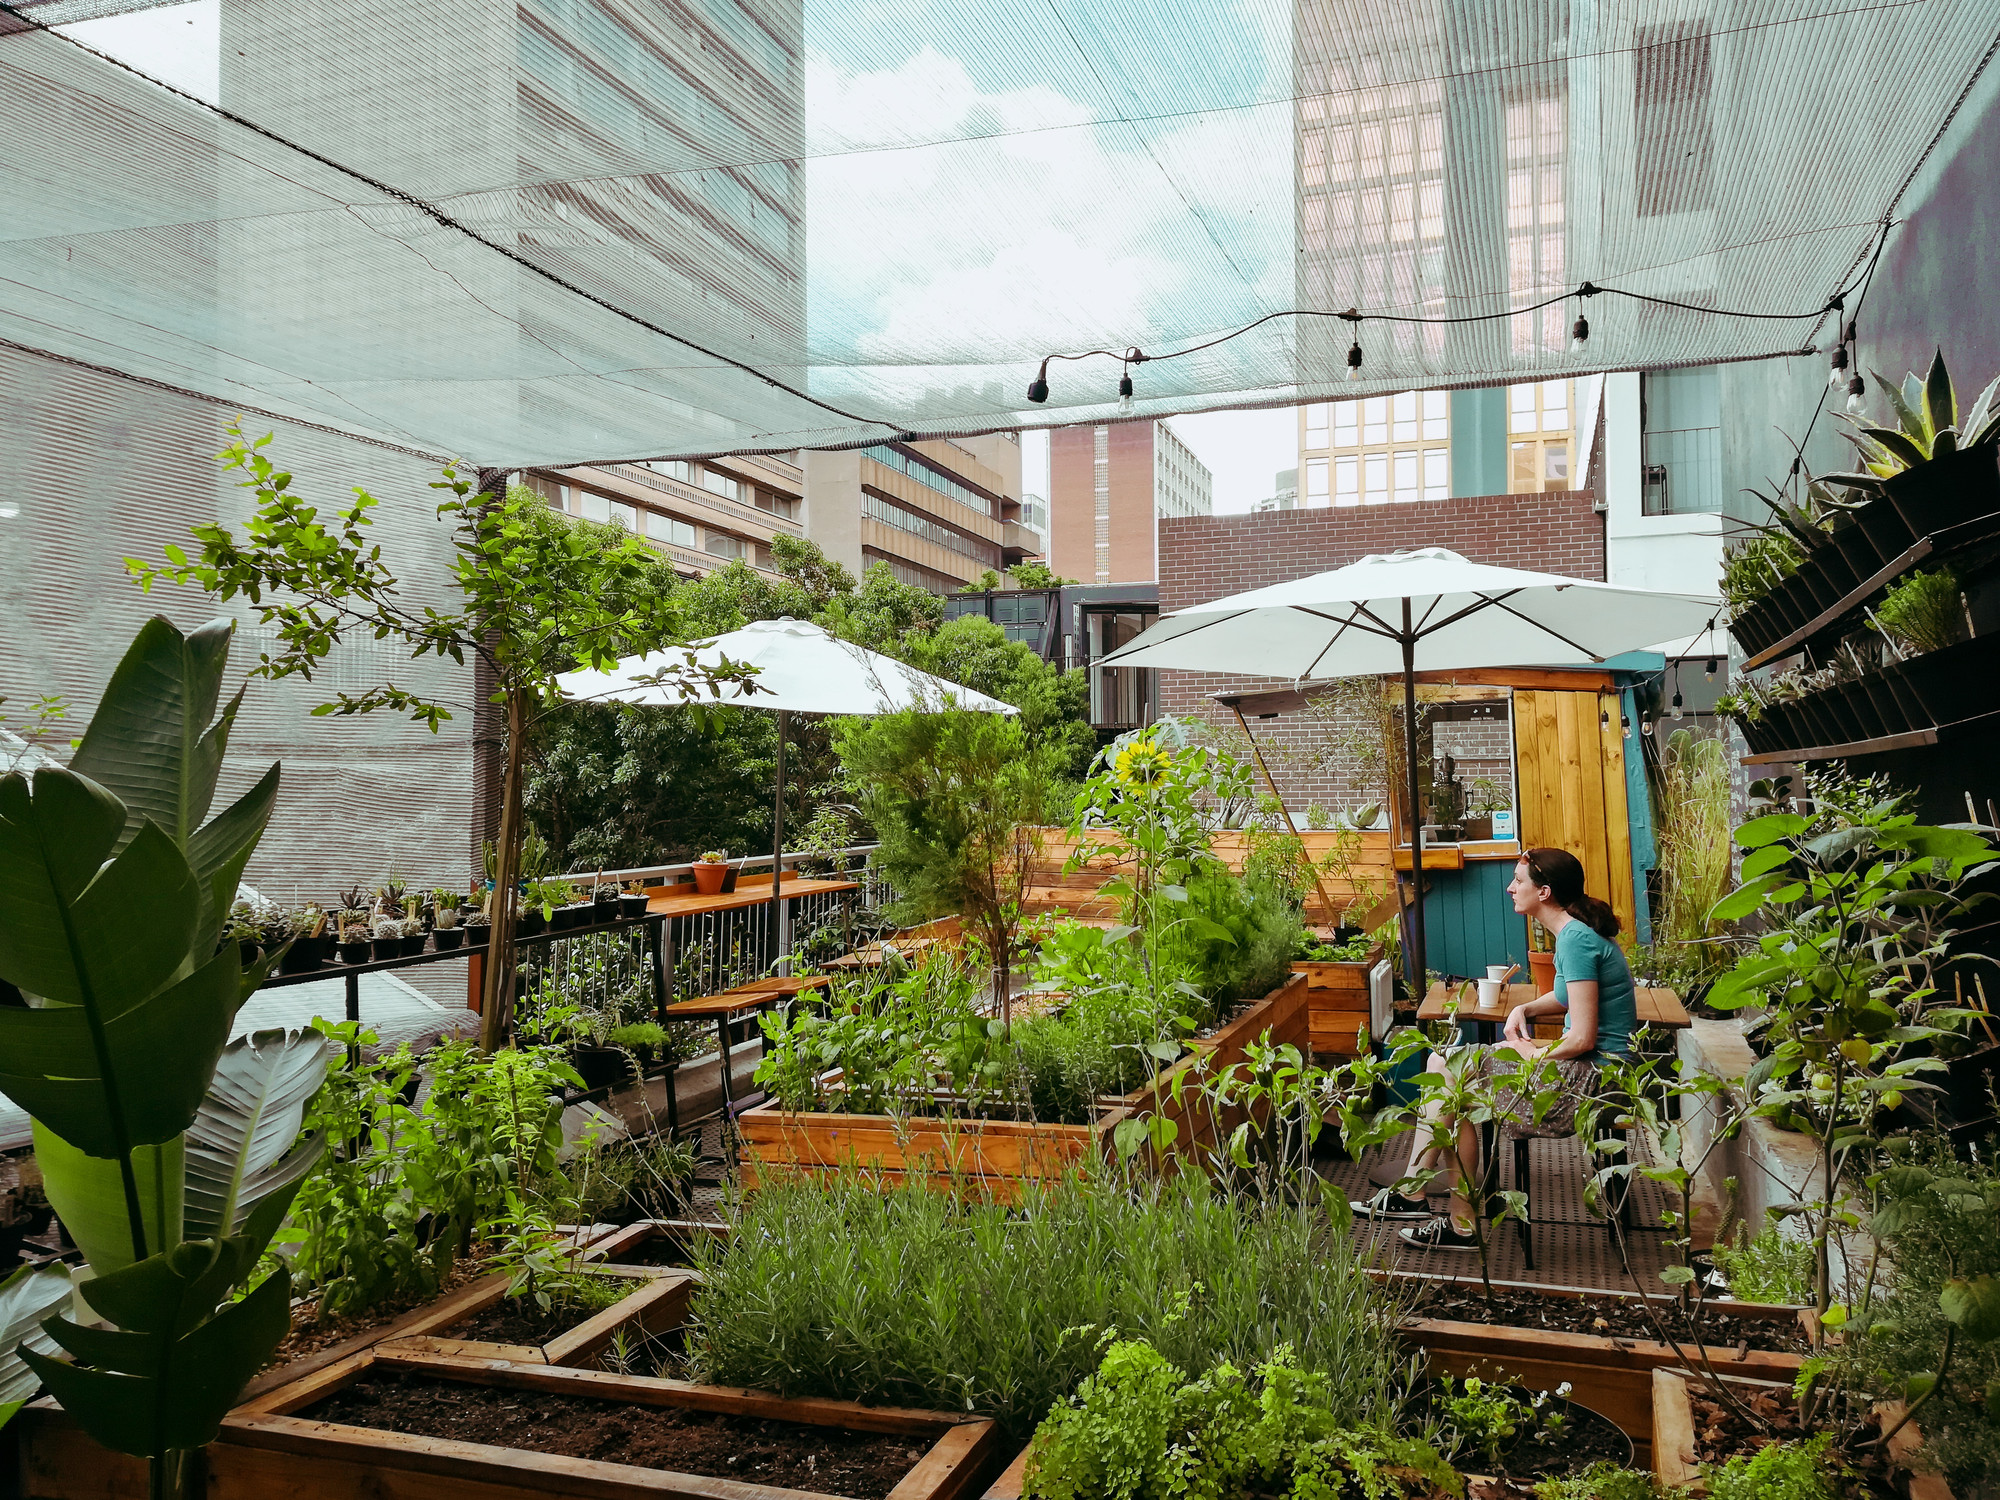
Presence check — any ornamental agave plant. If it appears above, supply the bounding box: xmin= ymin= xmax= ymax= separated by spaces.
xmin=0 ymin=617 xmax=325 ymax=1494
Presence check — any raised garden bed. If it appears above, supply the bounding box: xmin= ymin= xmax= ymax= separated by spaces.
xmin=1292 ymin=945 xmax=1384 ymax=1059
xmin=17 ymin=1347 xmax=1004 ymax=1500
xmin=1651 ymin=1368 xmax=1956 ymax=1498
xmin=1393 ymin=1281 xmax=1810 ymax=1466
xmin=739 ymin=974 xmax=1308 ymax=1196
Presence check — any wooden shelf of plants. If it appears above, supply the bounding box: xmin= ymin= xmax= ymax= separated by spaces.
xmin=1722 ymin=381 xmax=2000 ymax=763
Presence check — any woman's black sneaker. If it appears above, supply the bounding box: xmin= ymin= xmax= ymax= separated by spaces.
xmin=1398 ymin=1215 xmax=1479 ymax=1251
xmin=1354 ymin=1188 xmax=1432 ymax=1220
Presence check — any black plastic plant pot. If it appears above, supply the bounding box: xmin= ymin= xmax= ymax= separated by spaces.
xmin=1800 ymin=537 xmax=1861 ymax=602
xmin=517 ymin=909 xmax=548 ymax=937
xmin=1832 ymin=680 xmax=1881 ymax=741
xmin=1887 ymin=631 xmax=2000 ymax=731
xmin=337 ymin=939 xmax=371 ymax=965
xmin=432 ymin=926 xmax=466 ymax=951
xmin=1883 ymin=444 xmax=2000 ymax=539
xmin=1795 ymin=692 xmax=1848 ymax=748
xmin=551 ymin=903 xmax=585 ymax=931
xmin=1850 ymin=675 xmax=1903 ymax=739
xmin=1831 ymin=517 xmax=1890 ymax=582
xmin=570 ymin=1045 xmax=636 ymax=1093
xmin=400 ymin=933 xmax=428 ymax=957
xmin=1854 ymin=490 xmax=1919 ymax=563
xmin=619 ymin=892 xmax=649 ymax=919
xmin=1729 ymin=601 xmax=1776 ymax=656
xmin=1736 ymin=716 xmax=1776 ymax=755
xmin=369 ymin=936 xmax=401 ymax=962
xmin=278 ymin=937 xmax=322 ymax=975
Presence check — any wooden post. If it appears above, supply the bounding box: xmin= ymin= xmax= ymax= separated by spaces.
xmin=478 ymin=687 xmax=527 ymax=1051
xmin=1402 ymin=607 xmax=1427 ymax=989
xmin=771 ymin=708 xmax=789 ymax=972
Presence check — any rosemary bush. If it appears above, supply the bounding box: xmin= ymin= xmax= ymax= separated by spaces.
xmin=686 ymin=1172 xmax=1412 ymax=1441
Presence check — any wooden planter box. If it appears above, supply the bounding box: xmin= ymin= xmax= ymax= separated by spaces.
xmin=1400 ymin=1292 xmax=1811 ymax=1469
xmin=739 ymin=975 xmax=1309 ymax=1196
xmin=1292 ymin=946 xmax=1384 ymax=1058
xmin=1651 ymin=1369 xmax=1957 ymax=1498
xmin=19 ymin=1346 xmax=1003 ymax=1500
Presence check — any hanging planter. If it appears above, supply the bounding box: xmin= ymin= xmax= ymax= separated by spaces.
xmin=1883 ymin=443 xmax=2000 ymax=539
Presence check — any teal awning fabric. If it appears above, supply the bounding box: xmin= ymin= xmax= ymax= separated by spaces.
xmin=4 ymin=0 xmax=1994 ymax=464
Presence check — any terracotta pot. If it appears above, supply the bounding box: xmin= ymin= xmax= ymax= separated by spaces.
xmin=693 ymin=861 xmax=729 ymax=895
xmin=1528 ymin=949 xmax=1555 ymax=996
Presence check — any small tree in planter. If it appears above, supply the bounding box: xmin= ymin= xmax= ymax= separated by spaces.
xmin=833 ymin=707 xmax=1056 ymax=1021
xmin=128 ymin=426 xmax=758 ymax=1050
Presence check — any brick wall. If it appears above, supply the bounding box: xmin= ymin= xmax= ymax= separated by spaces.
xmin=1158 ymin=491 xmax=1602 ymax=812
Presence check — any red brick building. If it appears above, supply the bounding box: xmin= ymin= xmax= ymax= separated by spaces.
xmin=1155 ymin=488 xmax=1603 ymax=817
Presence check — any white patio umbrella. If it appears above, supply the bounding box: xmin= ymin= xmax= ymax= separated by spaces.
xmin=558 ymin=617 xmax=1016 ymax=959
xmin=1097 ymin=548 xmax=1720 ymax=984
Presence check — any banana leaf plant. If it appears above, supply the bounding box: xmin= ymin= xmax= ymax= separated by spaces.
xmin=0 ymin=615 xmax=317 ymax=1494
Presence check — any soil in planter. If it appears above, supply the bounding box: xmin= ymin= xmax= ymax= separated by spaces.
xmin=449 ymin=1273 xmax=631 ymax=1346
xmin=266 ymin=1260 xmax=489 ymax=1369
xmin=1689 ymin=1385 xmax=1901 ymax=1499
xmin=308 ymin=1371 xmax=926 ymax=1498
xmin=1414 ymin=1387 xmax=1629 ymax=1491
xmin=1406 ymin=1283 xmax=1808 ymax=1354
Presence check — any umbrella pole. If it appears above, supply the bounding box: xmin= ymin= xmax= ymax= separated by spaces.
xmin=772 ymin=708 xmax=789 ymax=975
xmin=1401 ymin=606 xmax=1427 ymax=996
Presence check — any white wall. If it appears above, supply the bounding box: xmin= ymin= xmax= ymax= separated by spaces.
xmin=1600 ymin=371 xmax=1725 ymax=595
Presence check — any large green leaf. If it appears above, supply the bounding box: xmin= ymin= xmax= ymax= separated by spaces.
xmin=0 ymin=945 xmax=245 ymax=1154
xmin=185 ymin=765 xmax=280 ymax=950
xmin=184 ymin=1028 xmax=327 ymax=1241
xmin=1942 ymin=1274 xmax=2000 ymax=1343
xmin=0 ymin=1263 xmax=72 ymax=1430
xmin=24 ymin=1229 xmax=292 ymax=1458
xmin=69 ymin=617 xmax=234 ymax=858
xmin=0 ymin=780 xmax=197 ymax=1012
xmin=31 ymin=1126 xmax=182 ymax=1275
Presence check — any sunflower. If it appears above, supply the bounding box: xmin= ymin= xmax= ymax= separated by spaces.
xmin=1112 ymin=737 xmax=1174 ymax=787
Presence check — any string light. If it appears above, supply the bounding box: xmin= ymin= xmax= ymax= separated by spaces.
xmin=1116 ymin=366 xmax=1134 ymax=415
xmin=1026 ymin=359 xmax=1050 ymax=404
xmin=1704 ymin=657 xmax=1717 ymax=681
xmin=1846 ymin=373 xmax=1867 ymax=415
xmin=1570 ymin=281 xmax=1598 ymax=352
xmin=1641 ymin=711 xmax=1655 ymax=736
xmin=1600 ymin=706 xmax=1610 ymax=732
xmin=1621 ymin=712 xmax=1632 ymax=740
xmin=1671 ymin=689 xmax=1684 ymax=720
xmin=1828 ymin=342 xmax=1849 ymax=387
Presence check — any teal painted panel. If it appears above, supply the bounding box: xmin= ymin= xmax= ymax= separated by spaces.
xmin=1450 ymin=388 xmax=1508 ymax=497
xmin=1623 ymin=685 xmax=1656 ymax=946
xmin=1422 ymin=859 xmax=1531 ymax=981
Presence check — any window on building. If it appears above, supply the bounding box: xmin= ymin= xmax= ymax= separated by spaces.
xmin=647 ymin=512 xmax=697 ymax=549
xmin=1541 ymin=380 xmax=1568 ymax=432
xmin=1510 ymin=442 xmax=1536 ymax=492
xmin=1306 ymin=458 xmax=1329 ymax=504
xmin=1334 ymin=401 xmax=1357 ymax=446
xmin=579 ymin=490 xmax=610 ymax=523
xmin=1392 ymin=391 xmax=1417 ymax=442
xmin=1423 ymin=448 xmax=1448 ymax=501
xmin=1306 ymin=403 xmax=1328 ymax=443
xmin=1393 ymin=450 xmax=1418 ymax=503
xmin=1510 ymin=384 xmax=1537 ymax=435
xmin=1422 ymin=390 xmax=1447 ymax=440
xmin=609 ymin=500 xmax=636 ymax=530
xmin=1335 ymin=456 xmax=1357 ymax=504
xmin=1544 ymin=444 xmax=1569 ymax=484
xmin=702 ymin=470 xmax=740 ymax=502
xmin=1363 ymin=396 xmax=1388 ymax=444
xmin=704 ymin=531 xmax=745 ymax=560
xmin=1364 ymin=453 xmax=1388 ymax=503
xmin=1640 ymin=365 xmax=1723 ymax=514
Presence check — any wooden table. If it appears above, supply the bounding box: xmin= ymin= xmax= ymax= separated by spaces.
xmin=644 ymin=874 xmax=858 ymax=918
xmin=661 ymin=975 xmax=835 ymax=1153
xmin=1418 ymin=981 xmax=1691 ymax=1043
xmin=822 ymin=935 xmax=939 ymax=971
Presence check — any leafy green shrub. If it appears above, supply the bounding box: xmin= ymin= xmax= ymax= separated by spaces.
xmin=687 ymin=1173 xmax=1410 ymax=1442
xmin=1024 ymin=1333 xmax=1452 ymax=1500
xmin=1154 ymin=869 xmax=1303 ymax=1006
xmin=1709 ymin=1215 xmax=1813 ymax=1306
xmin=1720 ymin=531 xmax=1804 ymax=611
xmin=1704 ymin=1433 xmax=1838 ymax=1500
xmin=1532 ymin=1465 xmax=1680 ymax=1500
xmin=1869 ymin=567 xmax=1966 ymax=656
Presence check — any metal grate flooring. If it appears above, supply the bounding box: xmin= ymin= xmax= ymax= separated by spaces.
xmin=1322 ymin=1134 xmax=1677 ymax=1293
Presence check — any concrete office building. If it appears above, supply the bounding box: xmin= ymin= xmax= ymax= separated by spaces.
xmin=1048 ymin=421 xmax=1213 ymax=585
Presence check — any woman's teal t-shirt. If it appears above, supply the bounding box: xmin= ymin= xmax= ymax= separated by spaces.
xmin=1553 ymin=919 xmax=1637 ymax=1060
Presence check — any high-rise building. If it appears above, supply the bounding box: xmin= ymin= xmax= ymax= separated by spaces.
xmin=1294 ymin=381 xmax=1579 ymax=507
xmin=801 ymin=434 xmax=1035 ymax=593
xmin=526 ymin=454 xmax=806 ymax=581
xmin=1047 ymin=421 xmax=1213 ymax=584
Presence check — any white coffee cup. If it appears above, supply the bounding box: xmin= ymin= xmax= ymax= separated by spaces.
xmin=1486 ymin=965 xmax=1512 ymax=983
xmin=1476 ymin=978 xmax=1504 ymax=1010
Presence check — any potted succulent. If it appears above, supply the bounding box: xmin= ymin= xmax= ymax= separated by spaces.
xmin=591 ymin=879 xmax=621 ymax=925
xmin=223 ymin=901 xmax=264 ymax=967
xmin=694 ymin=848 xmax=730 ymax=896
xmin=397 ymin=912 xmax=427 ymax=957
xmin=334 ymin=900 xmax=372 ymax=964
xmin=431 ymin=889 xmax=466 ymax=950
xmin=517 ymin=878 xmax=558 ymax=937
xmin=367 ymin=914 xmax=401 ymax=962
xmin=280 ymin=903 xmax=330 ymax=973
xmin=618 ymin=879 xmax=650 ymax=920
xmin=555 ymin=882 xmax=595 ymax=931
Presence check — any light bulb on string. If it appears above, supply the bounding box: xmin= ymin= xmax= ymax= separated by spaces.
xmin=1027 ymin=360 xmax=1050 ymax=404
xmin=1570 ymin=314 xmax=1590 ymax=352
xmin=1641 ymin=711 xmax=1654 ymax=736
xmin=1621 ymin=713 xmax=1632 ymax=740
xmin=1345 ymin=341 xmax=1363 ymax=382
xmin=1828 ymin=342 xmax=1849 ymax=387
xmin=1671 ymin=690 xmax=1685 ymax=720
xmin=1600 ymin=706 xmax=1610 ymax=732
xmin=1704 ymin=657 xmax=1717 ymax=682
xmin=1116 ymin=367 xmax=1135 ymax=415
xmin=1846 ymin=373 xmax=1867 ymax=415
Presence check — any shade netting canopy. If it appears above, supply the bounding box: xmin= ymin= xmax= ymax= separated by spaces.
xmin=556 ymin=616 xmax=1018 ymax=715
xmin=5 ymin=0 xmax=1996 ymax=465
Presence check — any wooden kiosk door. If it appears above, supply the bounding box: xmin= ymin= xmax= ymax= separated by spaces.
xmin=1511 ymin=688 xmax=1637 ymax=939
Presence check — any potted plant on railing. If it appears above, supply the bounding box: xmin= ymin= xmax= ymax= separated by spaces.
xmin=430 ymin=890 xmax=466 ymax=950
xmin=590 ymin=879 xmax=621 ymax=926
xmin=368 ymin=914 xmax=401 ymax=962
xmin=694 ymin=849 xmax=731 ymax=896
xmin=618 ymin=879 xmax=650 ymax=919
xmin=397 ymin=912 xmax=428 ymax=957
xmin=223 ymin=901 xmax=264 ymax=967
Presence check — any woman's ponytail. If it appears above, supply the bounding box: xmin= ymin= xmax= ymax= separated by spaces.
xmin=1522 ymin=846 xmax=1622 ymax=940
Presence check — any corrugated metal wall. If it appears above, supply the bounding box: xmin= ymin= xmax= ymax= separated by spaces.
xmin=0 ymin=346 xmax=476 ymax=1005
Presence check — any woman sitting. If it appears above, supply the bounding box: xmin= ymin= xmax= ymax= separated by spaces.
xmin=1369 ymin=845 xmax=1638 ymax=1252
